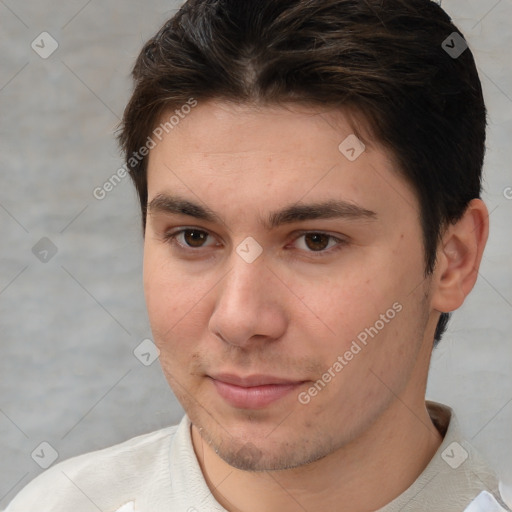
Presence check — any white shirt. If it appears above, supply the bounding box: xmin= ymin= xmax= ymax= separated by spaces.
xmin=4 ymin=401 xmax=511 ymax=512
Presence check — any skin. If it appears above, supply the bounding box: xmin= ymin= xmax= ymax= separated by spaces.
xmin=143 ymin=100 xmax=489 ymax=512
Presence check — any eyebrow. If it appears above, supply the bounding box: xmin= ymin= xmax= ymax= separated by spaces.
xmin=147 ymin=193 xmax=377 ymax=229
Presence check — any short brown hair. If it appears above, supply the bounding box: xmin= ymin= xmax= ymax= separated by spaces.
xmin=118 ymin=0 xmax=487 ymax=344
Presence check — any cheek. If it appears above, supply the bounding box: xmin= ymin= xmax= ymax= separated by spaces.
xmin=142 ymin=245 xmax=222 ymax=374
xmin=296 ymin=247 xmax=422 ymax=367
xmin=144 ymin=242 xmax=191 ymax=313
xmin=296 ymin=269 xmax=391 ymax=342
xmin=143 ymin=248 xmax=195 ymax=344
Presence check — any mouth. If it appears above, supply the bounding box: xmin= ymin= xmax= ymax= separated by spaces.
xmin=207 ymin=373 xmax=307 ymax=409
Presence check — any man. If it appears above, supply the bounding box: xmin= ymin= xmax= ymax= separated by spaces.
xmin=5 ymin=0 xmax=511 ymax=510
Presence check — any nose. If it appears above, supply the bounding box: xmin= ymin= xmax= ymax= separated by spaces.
xmin=208 ymin=251 xmax=288 ymax=349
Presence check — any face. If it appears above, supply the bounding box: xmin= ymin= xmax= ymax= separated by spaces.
xmin=144 ymin=100 xmax=435 ymax=471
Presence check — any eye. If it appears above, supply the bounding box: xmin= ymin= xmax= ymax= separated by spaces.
xmin=290 ymin=232 xmax=347 ymax=256
xmin=163 ymin=228 xmax=217 ymax=249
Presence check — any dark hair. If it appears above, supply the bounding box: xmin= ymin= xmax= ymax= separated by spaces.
xmin=118 ymin=0 xmax=487 ymax=345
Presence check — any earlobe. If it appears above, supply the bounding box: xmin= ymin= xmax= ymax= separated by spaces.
xmin=431 ymin=199 xmax=489 ymax=313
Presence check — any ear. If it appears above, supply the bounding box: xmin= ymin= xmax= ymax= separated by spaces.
xmin=431 ymin=199 xmax=489 ymax=313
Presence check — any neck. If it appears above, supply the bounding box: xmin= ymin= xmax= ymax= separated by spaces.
xmin=191 ymin=397 xmax=443 ymax=512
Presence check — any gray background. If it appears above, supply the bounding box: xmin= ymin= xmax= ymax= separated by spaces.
xmin=0 ymin=0 xmax=511 ymax=507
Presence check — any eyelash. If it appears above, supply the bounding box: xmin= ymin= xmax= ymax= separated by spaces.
xmin=161 ymin=228 xmax=348 ymax=258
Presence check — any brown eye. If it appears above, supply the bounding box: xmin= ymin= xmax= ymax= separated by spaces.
xmin=182 ymin=229 xmax=209 ymax=247
xmin=291 ymin=232 xmax=347 ymax=257
xmin=303 ymin=233 xmax=331 ymax=251
xmin=163 ymin=228 xmax=215 ymax=250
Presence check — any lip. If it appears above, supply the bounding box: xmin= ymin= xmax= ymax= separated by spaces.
xmin=208 ymin=373 xmax=306 ymax=409
xmin=209 ymin=373 xmax=304 ymax=387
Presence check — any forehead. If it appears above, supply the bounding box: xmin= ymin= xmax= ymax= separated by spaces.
xmin=150 ymin=101 xmax=377 ymax=161
xmin=145 ymin=100 xmax=419 ymax=224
